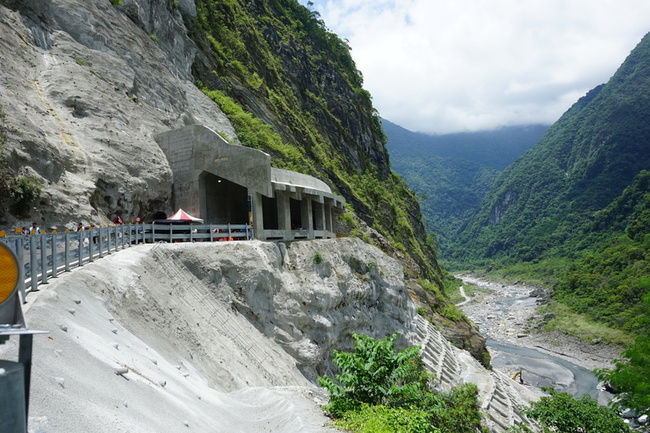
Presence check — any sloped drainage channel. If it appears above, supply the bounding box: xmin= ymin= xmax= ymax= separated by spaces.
xmin=456 ymin=277 xmax=613 ymax=405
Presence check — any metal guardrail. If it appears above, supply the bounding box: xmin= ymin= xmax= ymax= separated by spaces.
xmin=0 ymin=223 xmax=253 ymax=300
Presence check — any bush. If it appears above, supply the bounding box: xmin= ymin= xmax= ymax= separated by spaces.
xmin=333 ymin=404 xmax=440 ymax=433
xmin=522 ymin=389 xmax=629 ymax=433
xmin=318 ymin=332 xmax=431 ymax=417
xmin=0 ymin=105 xmax=42 ymax=217
xmin=318 ymin=333 xmax=488 ymax=433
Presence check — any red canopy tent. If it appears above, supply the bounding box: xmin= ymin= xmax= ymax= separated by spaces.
xmin=165 ymin=209 xmax=204 ymax=223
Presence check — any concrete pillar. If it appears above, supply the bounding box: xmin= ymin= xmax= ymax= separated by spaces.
xmin=300 ymin=197 xmax=314 ymax=239
xmin=324 ymin=200 xmax=334 ymax=236
xmin=313 ymin=198 xmax=326 ymax=234
xmin=250 ymin=191 xmax=265 ymax=240
xmin=276 ymin=191 xmax=292 ymax=240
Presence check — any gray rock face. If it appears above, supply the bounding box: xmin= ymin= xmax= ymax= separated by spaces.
xmin=165 ymin=238 xmax=417 ymax=381
xmin=0 ymin=0 xmax=236 ymax=227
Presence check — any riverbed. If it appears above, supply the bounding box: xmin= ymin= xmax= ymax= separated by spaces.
xmin=456 ymin=275 xmax=622 ymax=404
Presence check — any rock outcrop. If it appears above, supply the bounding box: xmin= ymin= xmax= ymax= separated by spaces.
xmin=0 ymin=0 xmax=236 ymax=227
xmin=1 ymin=238 xmax=537 ymax=432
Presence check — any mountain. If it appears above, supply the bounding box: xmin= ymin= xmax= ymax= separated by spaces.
xmin=0 ymin=0 xmax=444 ymax=283
xmin=384 ymin=120 xmax=548 ymax=170
xmin=454 ymin=32 xmax=650 ymax=266
xmin=450 ymin=32 xmax=650 ymax=339
xmin=384 ymin=120 xmax=547 ymax=254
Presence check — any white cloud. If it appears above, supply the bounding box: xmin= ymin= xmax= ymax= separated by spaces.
xmin=302 ymin=0 xmax=650 ymax=134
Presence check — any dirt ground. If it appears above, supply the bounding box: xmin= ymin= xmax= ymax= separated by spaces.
xmin=457 ymin=275 xmax=623 ymax=373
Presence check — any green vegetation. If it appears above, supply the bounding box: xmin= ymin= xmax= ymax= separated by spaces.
xmin=313 ymin=251 xmax=323 ymax=264
xmin=439 ymin=34 xmax=650 ymax=353
xmin=318 ymin=333 xmax=487 ymax=433
xmin=596 ymin=294 xmax=650 ymax=416
xmin=0 ymin=105 xmax=42 ymax=218
xmin=510 ymin=389 xmax=629 ymax=433
xmin=384 ymin=121 xmax=546 ymax=257
xmin=185 ymin=0 xmax=444 ymax=289
xmin=537 ymin=303 xmax=633 ymax=346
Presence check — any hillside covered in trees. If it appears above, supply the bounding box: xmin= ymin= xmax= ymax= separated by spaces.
xmin=384 ymin=121 xmax=546 ymax=255
xmin=448 ymin=32 xmax=650 ymax=344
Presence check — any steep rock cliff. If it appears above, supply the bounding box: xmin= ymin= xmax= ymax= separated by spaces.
xmin=0 ymin=0 xmax=486 ymax=363
xmin=0 ymin=0 xmax=236 ymax=225
xmin=0 ymin=239 xmax=535 ymax=432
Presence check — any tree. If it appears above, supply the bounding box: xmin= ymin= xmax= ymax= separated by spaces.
xmin=0 ymin=105 xmax=41 ymax=218
xmin=597 ymin=293 xmax=650 ymax=415
xmin=318 ymin=332 xmax=432 ymax=417
xmin=522 ymin=389 xmax=629 ymax=433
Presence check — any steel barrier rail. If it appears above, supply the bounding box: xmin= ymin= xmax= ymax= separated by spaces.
xmin=0 ymin=223 xmax=253 ymax=299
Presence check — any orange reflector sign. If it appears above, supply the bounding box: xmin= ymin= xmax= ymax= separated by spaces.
xmin=0 ymin=242 xmax=19 ymax=306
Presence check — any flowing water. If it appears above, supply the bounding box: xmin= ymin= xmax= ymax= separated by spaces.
xmin=456 ymin=277 xmax=613 ymax=405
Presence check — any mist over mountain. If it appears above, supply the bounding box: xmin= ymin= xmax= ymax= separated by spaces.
xmin=454 ymin=32 xmax=650 ymax=265
xmin=384 ymin=120 xmax=547 ymax=254
xmin=384 ymin=120 xmax=548 ymax=171
xmin=446 ymin=32 xmax=650 ymax=347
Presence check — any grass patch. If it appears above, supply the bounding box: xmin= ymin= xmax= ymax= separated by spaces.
xmin=538 ymin=303 xmax=634 ymax=346
xmin=443 ymin=275 xmax=490 ymax=305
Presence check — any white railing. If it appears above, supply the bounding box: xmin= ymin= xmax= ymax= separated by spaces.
xmin=0 ymin=223 xmax=252 ymax=300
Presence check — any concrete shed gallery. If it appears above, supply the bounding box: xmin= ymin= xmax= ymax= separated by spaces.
xmin=155 ymin=125 xmax=345 ymax=241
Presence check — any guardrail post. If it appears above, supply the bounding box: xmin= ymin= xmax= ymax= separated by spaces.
xmin=64 ymin=232 xmax=70 ymax=272
xmin=88 ymin=231 xmax=94 ymax=262
xmin=51 ymin=234 xmax=58 ymax=279
xmin=98 ymin=228 xmax=104 ymax=258
xmin=78 ymin=232 xmax=84 ymax=266
xmin=39 ymin=235 xmax=48 ymax=285
xmin=15 ymin=236 xmax=26 ymax=300
xmin=29 ymin=235 xmax=38 ymax=292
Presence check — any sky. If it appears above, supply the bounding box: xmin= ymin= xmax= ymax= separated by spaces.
xmin=299 ymin=0 xmax=650 ymax=135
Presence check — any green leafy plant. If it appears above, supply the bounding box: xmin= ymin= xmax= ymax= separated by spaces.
xmin=318 ymin=332 xmax=432 ymax=417
xmin=0 ymin=105 xmax=42 ymax=218
xmin=313 ymin=251 xmax=323 ymax=264
xmin=334 ymin=404 xmax=440 ymax=433
xmin=520 ymin=389 xmax=629 ymax=433
xmin=596 ymin=293 xmax=650 ymax=416
xmin=9 ymin=175 xmax=42 ymax=216
xmin=318 ymin=333 xmax=488 ymax=433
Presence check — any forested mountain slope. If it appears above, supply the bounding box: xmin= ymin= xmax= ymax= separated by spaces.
xmin=0 ymin=0 xmax=489 ymax=355
xmin=454 ymin=32 xmax=650 ymax=265
xmin=448 ymin=32 xmax=650 ymax=350
xmin=383 ymin=120 xmax=546 ymax=255
xmin=384 ymin=120 xmax=547 ymax=171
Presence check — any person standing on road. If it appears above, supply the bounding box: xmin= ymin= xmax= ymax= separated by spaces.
xmin=30 ymin=222 xmax=41 ymax=234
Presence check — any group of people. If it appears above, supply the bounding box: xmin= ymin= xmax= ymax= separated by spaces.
xmin=20 ymin=222 xmax=41 ymax=235
xmin=113 ymin=215 xmax=142 ymax=225
xmin=19 ymin=215 xmax=143 ymax=235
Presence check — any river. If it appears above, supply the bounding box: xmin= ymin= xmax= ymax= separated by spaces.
xmin=455 ymin=275 xmax=616 ymax=405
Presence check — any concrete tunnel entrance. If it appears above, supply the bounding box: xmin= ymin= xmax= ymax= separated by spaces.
xmin=155 ymin=125 xmax=346 ymax=240
xmin=199 ymin=172 xmax=249 ymax=224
